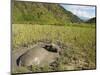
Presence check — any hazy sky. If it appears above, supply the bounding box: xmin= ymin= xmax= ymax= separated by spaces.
xmin=61 ymin=4 xmax=96 ymax=20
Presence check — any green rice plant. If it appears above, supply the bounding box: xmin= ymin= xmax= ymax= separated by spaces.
xmin=12 ymin=23 xmax=96 ymax=72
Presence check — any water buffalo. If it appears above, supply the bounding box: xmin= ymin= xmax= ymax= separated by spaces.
xmin=17 ymin=43 xmax=61 ymax=67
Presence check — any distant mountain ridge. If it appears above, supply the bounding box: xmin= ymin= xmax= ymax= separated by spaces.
xmin=86 ymin=17 xmax=96 ymax=23
xmin=12 ymin=1 xmax=83 ymax=24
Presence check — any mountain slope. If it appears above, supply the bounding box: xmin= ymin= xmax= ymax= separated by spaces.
xmin=12 ymin=1 xmax=83 ymax=24
xmin=86 ymin=17 xmax=96 ymax=23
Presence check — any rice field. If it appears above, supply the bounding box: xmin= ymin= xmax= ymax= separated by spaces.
xmin=12 ymin=24 xmax=96 ymax=73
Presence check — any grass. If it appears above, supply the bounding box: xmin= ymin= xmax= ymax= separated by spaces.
xmin=12 ymin=23 xmax=96 ymax=73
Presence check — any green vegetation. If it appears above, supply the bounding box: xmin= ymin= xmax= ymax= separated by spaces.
xmin=12 ymin=1 xmax=82 ymax=24
xmin=12 ymin=66 xmax=30 ymax=74
xmin=12 ymin=1 xmax=96 ymax=73
xmin=12 ymin=24 xmax=96 ymax=73
xmin=12 ymin=24 xmax=95 ymax=50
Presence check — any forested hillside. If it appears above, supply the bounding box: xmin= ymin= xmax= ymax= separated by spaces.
xmin=12 ymin=1 xmax=83 ymax=24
